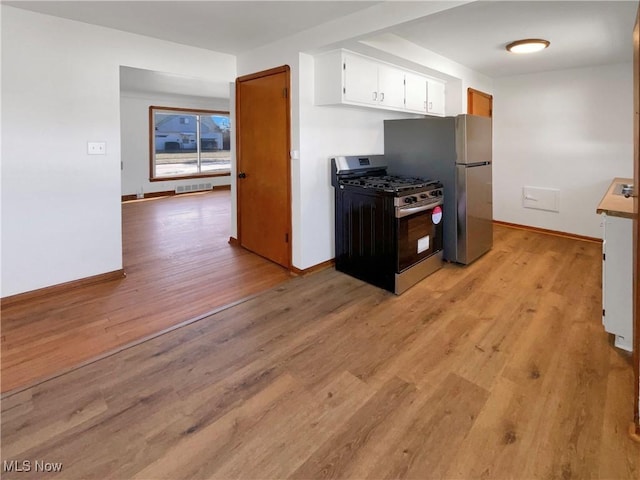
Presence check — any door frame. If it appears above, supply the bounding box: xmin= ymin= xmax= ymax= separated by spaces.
xmin=632 ymin=2 xmax=639 ymax=440
xmin=235 ymin=65 xmax=292 ymax=269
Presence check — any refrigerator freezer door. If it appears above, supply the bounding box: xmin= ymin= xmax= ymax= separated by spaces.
xmin=456 ymin=163 xmax=493 ymax=264
xmin=456 ymin=114 xmax=492 ymax=165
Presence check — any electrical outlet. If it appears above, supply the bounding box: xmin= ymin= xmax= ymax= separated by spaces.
xmin=88 ymin=142 xmax=106 ymax=155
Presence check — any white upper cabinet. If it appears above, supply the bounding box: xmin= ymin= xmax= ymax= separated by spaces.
xmin=404 ymin=72 xmax=428 ymax=113
xmin=343 ymin=53 xmax=379 ymax=105
xmin=376 ymin=63 xmax=406 ymax=110
xmin=315 ymin=49 xmax=446 ymax=117
xmin=343 ymin=53 xmax=405 ymax=110
xmin=427 ymin=80 xmax=446 ymax=116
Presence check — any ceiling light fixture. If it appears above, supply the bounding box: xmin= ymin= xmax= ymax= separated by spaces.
xmin=506 ymin=39 xmax=550 ymax=54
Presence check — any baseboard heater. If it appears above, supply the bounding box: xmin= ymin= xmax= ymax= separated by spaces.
xmin=175 ymin=183 xmax=213 ymax=194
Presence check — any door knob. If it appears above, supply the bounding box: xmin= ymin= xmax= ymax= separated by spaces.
xmin=238 ymin=172 xmax=247 ymax=179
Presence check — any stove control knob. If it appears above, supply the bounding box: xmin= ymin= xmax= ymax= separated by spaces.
xmin=420 ymin=193 xmax=428 ymax=199
xmin=404 ymin=197 xmax=413 ymax=204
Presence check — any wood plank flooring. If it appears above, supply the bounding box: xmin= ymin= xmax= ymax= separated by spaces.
xmin=0 ymin=190 xmax=291 ymax=393
xmin=2 ymin=225 xmax=638 ymax=479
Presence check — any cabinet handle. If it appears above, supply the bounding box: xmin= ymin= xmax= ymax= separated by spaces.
xmin=424 ymin=101 xmax=427 ymax=110
xmin=428 ymin=102 xmax=433 ymax=110
xmin=380 ymin=92 xmax=385 ymax=102
xmin=372 ymin=91 xmax=377 ymax=101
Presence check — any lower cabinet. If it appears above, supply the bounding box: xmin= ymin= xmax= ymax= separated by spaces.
xmin=601 ymin=213 xmax=633 ymax=352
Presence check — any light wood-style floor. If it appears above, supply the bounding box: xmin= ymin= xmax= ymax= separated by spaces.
xmin=2 ymin=225 xmax=638 ymax=479
xmin=0 ymin=190 xmax=291 ymax=393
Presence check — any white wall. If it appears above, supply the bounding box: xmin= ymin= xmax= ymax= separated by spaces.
xmin=1 ymin=6 xmax=235 ymax=296
xmin=120 ymin=91 xmax=231 ymax=196
xmin=493 ymin=63 xmax=633 ymax=238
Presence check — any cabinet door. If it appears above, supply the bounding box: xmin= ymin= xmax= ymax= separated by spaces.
xmin=377 ymin=64 xmax=406 ymax=110
xmin=601 ymin=214 xmax=634 ymax=351
xmin=404 ymin=72 xmax=428 ymax=113
xmin=343 ymin=54 xmax=379 ymax=105
xmin=427 ymin=80 xmax=446 ymax=116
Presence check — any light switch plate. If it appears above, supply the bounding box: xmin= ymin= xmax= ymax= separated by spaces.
xmin=88 ymin=142 xmax=106 ymax=155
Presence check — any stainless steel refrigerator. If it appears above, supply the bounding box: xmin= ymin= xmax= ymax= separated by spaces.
xmin=384 ymin=114 xmax=492 ymax=264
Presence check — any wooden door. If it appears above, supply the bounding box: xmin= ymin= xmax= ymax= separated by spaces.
xmin=468 ymin=88 xmax=493 ymax=117
xmin=632 ymin=3 xmax=639 ymax=439
xmin=236 ymin=66 xmax=291 ymax=268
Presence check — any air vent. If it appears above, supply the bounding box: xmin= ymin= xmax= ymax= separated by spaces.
xmin=175 ymin=183 xmax=213 ymax=194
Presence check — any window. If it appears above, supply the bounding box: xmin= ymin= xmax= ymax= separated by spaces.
xmin=149 ymin=106 xmax=231 ymax=180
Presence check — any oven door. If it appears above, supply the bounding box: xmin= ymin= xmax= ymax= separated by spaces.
xmin=396 ymin=201 xmax=443 ymax=272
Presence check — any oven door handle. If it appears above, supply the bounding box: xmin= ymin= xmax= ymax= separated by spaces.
xmin=396 ymin=203 xmax=439 ymax=219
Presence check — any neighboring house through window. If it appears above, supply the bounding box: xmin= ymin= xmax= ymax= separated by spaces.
xmin=149 ymin=106 xmax=231 ymax=180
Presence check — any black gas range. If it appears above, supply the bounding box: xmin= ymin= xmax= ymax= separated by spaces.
xmin=331 ymin=155 xmax=444 ymax=294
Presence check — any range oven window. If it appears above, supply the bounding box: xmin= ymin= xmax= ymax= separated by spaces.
xmin=397 ymin=206 xmax=443 ymax=271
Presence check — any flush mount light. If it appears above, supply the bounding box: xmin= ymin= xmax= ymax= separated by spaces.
xmin=506 ymin=39 xmax=550 ymax=54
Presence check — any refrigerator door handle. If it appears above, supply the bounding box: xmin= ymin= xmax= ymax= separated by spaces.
xmin=459 ymin=161 xmax=491 ymax=167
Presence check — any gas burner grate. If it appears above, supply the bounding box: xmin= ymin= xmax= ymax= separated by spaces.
xmin=339 ymin=174 xmax=437 ymax=193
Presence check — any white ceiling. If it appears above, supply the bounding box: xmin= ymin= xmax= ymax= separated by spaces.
xmin=388 ymin=1 xmax=638 ymax=77
xmin=5 ymin=1 xmax=638 ymax=78
xmin=4 ymin=1 xmax=381 ymax=55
